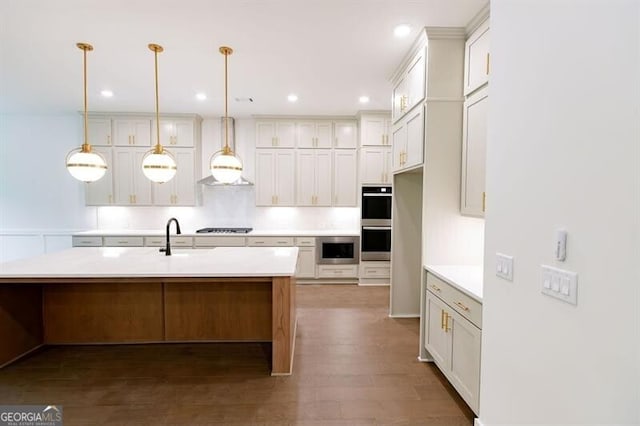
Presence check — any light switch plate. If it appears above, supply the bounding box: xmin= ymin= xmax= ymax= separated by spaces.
xmin=496 ymin=253 xmax=514 ymax=281
xmin=541 ymin=265 xmax=578 ymax=305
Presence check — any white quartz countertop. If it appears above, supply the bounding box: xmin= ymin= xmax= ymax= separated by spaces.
xmin=0 ymin=247 xmax=299 ymax=278
xmin=74 ymin=229 xmax=360 ymax=237
xmin=424 ymin=264 xmax=484 ymax=302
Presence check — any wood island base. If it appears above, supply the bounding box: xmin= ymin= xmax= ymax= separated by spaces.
xmin=0 ymin=276 xmax=296 ymax=375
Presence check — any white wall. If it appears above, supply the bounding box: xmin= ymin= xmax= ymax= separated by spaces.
xmin=480 ymin=1 xmax=640 ymax=425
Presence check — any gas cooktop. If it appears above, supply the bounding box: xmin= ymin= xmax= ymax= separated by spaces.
xmin=195 ymin=227 xmax=253 ymax=234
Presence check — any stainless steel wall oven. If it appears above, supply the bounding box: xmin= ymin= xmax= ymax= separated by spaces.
xmin=361 ymin=185 xmax=392 ymax=261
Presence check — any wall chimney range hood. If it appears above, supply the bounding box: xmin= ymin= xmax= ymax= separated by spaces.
xmin=198 ymin=117 xmax=253 ymax=186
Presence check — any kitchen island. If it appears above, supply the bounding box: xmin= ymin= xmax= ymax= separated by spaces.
xmin=0 ymin=246 xmax=298 ymax=375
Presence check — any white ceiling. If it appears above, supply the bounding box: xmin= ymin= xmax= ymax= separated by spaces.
xmin=0 ymin=0 xmax=488 ymax=117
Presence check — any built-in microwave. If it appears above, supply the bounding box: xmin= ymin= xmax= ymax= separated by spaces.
xmin=316 ymin=236 xmax=360 ymax=265
xmin=361 ymin=185 xmax=392 ymax=226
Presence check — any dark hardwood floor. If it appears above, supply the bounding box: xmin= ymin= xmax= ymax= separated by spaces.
xmin=0 ymin=284 xmax=474 ymax=425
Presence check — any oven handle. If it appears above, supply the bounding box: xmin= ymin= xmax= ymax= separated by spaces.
xmin=362 ymin=193 xmax=392 ymax=197
xmin=362 ymin=226 xmax=392 ymax=230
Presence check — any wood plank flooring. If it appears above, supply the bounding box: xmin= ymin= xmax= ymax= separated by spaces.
xmin=0 ymin=284 xmax=474 ymax=425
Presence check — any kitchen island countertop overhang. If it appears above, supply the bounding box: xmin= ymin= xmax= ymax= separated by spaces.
xmin=0 ymin=246 xmax=298 ymax=375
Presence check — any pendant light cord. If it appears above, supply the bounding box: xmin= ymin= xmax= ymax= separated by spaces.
xmin=82 ymin=46 xmax=89 ymax=150
xmin=154 ymin=48 xmax=161 ymax=153
xmin=224 ymin=49 xmax=229 ymax=152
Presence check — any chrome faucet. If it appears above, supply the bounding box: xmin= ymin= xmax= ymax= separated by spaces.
xmin=160 ymin=217 xmax=181 ymax=256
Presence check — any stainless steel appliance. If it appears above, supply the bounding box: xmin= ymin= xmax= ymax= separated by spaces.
xmin=196 ymin=227 xmax=253 ymax=234
xmin=361 ymin=185 xmax=392 ymax=261
xmin=316 ymin=236 xmax=360 ymax=264
xmin=361 ymin=185 xmax=392 ymax=226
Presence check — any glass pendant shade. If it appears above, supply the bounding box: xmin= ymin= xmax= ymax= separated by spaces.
xmin=142 ymin=148 xmax=177 ymax=183
xmin=66 ymin=147 xmax=107 ymax=182
xmin=210 ymin=149 xmax=242 ymax=184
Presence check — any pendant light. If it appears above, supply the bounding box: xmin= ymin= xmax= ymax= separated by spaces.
xmin=142 ymin=43 xmax=177 ymax=183
xmin=209 ymin=46 xmax=243 ymax=184
xmin=66 ymin=42 xmax=108 ymax=183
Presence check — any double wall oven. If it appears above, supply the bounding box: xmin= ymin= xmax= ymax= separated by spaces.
xmin=361 ymin=185 xmax=392 ymax=261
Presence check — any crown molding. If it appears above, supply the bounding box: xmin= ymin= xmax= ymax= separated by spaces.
xmin=424 ymin=27 xmax=466 ymax=40
xmin=466 ymin=3 xmax=490 ymax=35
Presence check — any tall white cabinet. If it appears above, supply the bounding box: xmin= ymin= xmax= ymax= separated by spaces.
xmin=255 ymin=149 xmax=296 ymax=206
xmin=360 ymin=113 xmax=392 ymax=185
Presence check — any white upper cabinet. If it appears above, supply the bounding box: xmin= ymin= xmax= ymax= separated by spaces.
xmin=297 ymin=121 xmax=332 ymax=148
xmin=333 ymin=150 xmax=357 ymax=206
xmin=85 ymin=147 xmax=114 ymax=205
xmin=460 ymin=87 xmax=488 ymax=217
xmin=361 ymin=147 xmax=392 ymax=185
xmin=333 ymin=120 xmax=358 ymax=148
xmin=464 ymin=20 xmax=490 ymax=96
xmin=154 ymin=119 xmax=195 ymax=147
xmin=392 ymin=47 xmax=426 ymax=123
xmin=113 ymin=147 xmax=153 ymax=205
xmin=296 ymin=150 xmax=332 ymax=206
xmin=256 ymin=120 xmax=296 ymax=148
xmin=392 ymin=105 xmax=424 ymax=173
xmin=255 ymin=149 xmax=296 ymax=206
xmin=113 ymin=119 xmax=151 ymax=146
xmin=360 ymin=114 xmax=392 ymax=146
xmin=152 ymin=149 xmax=196 ymax=206
xmin=87 ymin=118 xmax=112 ymax=146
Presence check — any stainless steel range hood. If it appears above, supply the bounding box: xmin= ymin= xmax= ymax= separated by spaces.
xmin=198 ymin=117 xmax=253 ymax=186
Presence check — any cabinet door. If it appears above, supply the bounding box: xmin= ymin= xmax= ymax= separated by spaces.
xmin=334 ymin=121 xmax=357 ymax=148
xmin=114 ymin=119 xmax=151 ymax=146
xmin=156 ymin=120 xmax=194 ymax=147
xmin=297 ymin=122 xmax=316 ymax=148
xmin=404 ymin=106 xmax=424 ymax=169
xmin=296 ymin=246 xmax=316 ymax=278
xmin=361 ymin=117 xmax=387 ymax=146
xmin=315 ymin=150 xmax=332 ymax=206
xmin=391 ymin=122 xmax=406 ymax=172
xmin=274 ymin=150 xmax=295 ymax=205
xmin=406 ymin=48 xmax=426 ymax=109
xmin=392 ymin=77 xmax=406 ymax=122
xmin=256 ymin=121 xmax=276 ymax=148
xmin=449 ymin=308 xmax=481 ymax=414
xmin=460 ymin=89 xmax=488 ymax=217
xmin=464 ymin=20 xmax=490 ymax=96
xmin=153 ymin=149 xmax=195 ymax=206
xmin=85 ymin=148 xmax=113 ymax=205
xmin=173 ymin=120 xmax=194 ymax=147
xmin=255 ymin=149 xmax=276 ymax=205
xmin=361 ymin=147 xmax=386 ymax=184
xmin=425 ymin=292 xmax=451 ymax=369
xmin=315 ymin=122 xmax=332 ymax=148
xmin=333 ymin=150 xmax=357 ymax=206
xmin=383 ymin=148 xmax=393 ymax=184
xmin=276 ymin=121 xmax=296 ymax=148
xmin=296 ymin=150 xmax=316 ymax=205
xmin=87 ymin=118 xmax=112 ymax=146
xmin=132 ymin=148 xmax=152 ymax=205
xmin=113 ymin=148 xmax=134 ymax=204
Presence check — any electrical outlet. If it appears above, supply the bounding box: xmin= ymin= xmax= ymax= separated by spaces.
xmin=496 ymin=253 xmax=514 ymax=281
xmin=541 ymin=265 xmax=578 ymax=305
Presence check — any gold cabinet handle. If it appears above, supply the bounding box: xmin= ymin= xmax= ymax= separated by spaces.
xmin=108 ymin=194 xmax=113 ymax=204
xmin=482 ymin=191 xmax=486 ymax=212
xmin=107 ymin=135 xmax=111 ymax=145
xmin=441 ymin=309 xmax=446 ymax=330
xmin=486 ymin=52 xmax=490 ymax=75
xmin=430 ymin=284 xmax=441 ymax=292
xmin=455 ymin=301 xmax=470 ymax=312
xmin=132 ymin=135 xmax=135 ymax=145
xmin=444 ymin=313 xmax=451 ymax=332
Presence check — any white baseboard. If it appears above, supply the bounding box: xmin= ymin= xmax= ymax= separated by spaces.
xmin=474 ymin=418 xmax=484 ymax=426
xmin=388 ymin=314 xmax=420 ymax=318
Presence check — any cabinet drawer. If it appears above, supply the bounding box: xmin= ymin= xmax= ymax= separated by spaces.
xmin=295 ymin=237 xmax=315 ymax=247
xmin=103 ymin=236 xmax=144 ymax=247
xmin=317 ymin=264 xmax=359 ymax=278
xmin=193 ymin=236 xmax=246 ymax=247
xmin=72 ymin=236 xmax=103 ymax=247
xmin=360 ymin=262 xmax=390 ymax=279
xmin=247 ymin=237 xmax=294 ymax=247
xmin=426 ymin=273 xmax=482 ymax=328
xmin=145 ymin=236 xmax=193 ymax=247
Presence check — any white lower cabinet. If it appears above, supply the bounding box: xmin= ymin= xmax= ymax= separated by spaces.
xmin=72 ymin=236 xmax=102 ymax=247
xmin=359 ymin=261 xmax=391 ymax=279
xmin=317 ymin=264 xmax=358 ymax=278
xmin=103 ymin=236 xmax=144 ymax=247
xmin=424 ymin=273 xmax=481 ymax=415
xmin=247 ymin=236 xmax=294 ymax=246
xmin=296 ymin=246 xmax=316 ymax=278
xmin=193 ymin=236 xmax=246 ymax=247
xmin=145 ymin=236 xmax=193 ymax=247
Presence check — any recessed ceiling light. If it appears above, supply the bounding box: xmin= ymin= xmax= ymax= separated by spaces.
xmin=394 ymin=24 xmax=411 ymax=38
xmin=100 ymin=89 xmax=113 ymax=98
xmin=359 ymin=96 xmax=370 ymax=104
xmin=195 ymin=92 xmax=207 ymax=101
xmin=287 ymin=94 xmax=298 ymax=102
